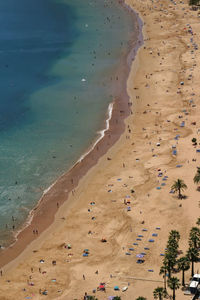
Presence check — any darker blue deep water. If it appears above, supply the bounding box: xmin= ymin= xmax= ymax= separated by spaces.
xmin=0 ymin=0 xmax=78 ymax=130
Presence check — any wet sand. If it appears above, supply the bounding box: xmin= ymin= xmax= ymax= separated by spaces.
xmin=0 ymin=0 xmax=200 ymax=299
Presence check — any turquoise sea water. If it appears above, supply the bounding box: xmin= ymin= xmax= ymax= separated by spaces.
xmin=0 ymin=0 xmax=136 ymax=246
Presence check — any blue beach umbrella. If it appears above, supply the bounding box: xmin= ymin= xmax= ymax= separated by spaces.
xmin=136 ymin=254 xmax=144 ymax=258
xmin=174 ymin=135 xmax=180 ymax=140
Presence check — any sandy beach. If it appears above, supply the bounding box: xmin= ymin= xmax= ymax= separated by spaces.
xmin=0 ymin=0 xmax=200 ymax=299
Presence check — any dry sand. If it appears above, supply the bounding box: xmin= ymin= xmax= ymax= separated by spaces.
xmin=0 ymin=0 xmax=200 ymax=299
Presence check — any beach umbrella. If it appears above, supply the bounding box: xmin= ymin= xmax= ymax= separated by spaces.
xmin=137 ymin=259 xmax=144 ymax=264
xmin=99 ymin=284 xmax=105 ymax=289
xmin=136 ymin=254 xmax=144 ymax=258
xmin=114 ymin=286 xmax=119 ymax=290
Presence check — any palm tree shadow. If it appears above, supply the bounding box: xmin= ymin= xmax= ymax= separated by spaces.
xmin=180 ymin=195 xmax=188 ymax=200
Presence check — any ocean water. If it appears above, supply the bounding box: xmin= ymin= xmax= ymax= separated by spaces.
xmin=0 ymin=0 xmax=136 ymax=246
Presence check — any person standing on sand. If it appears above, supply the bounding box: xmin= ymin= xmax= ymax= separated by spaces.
xmin=84 ymin=292 xmax=88 ymax=300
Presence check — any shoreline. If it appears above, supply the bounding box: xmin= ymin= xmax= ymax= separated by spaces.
xmin=0 ymin=2 xmax=143 ymax=269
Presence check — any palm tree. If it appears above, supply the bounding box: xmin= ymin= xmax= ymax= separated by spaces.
xmin=136 ymin=298 xmax=147 ymax=300
xmin=169 ymin=230 xmax=180 ymax=243
xmin=189 ymin=227 xmax=200 ymax=249
xmin=194 ymin=167 xmax=200 ymax=186
xmin=196 ymin=217 xmax=200 ymax=226
xmin=177 ymin=257 xmax=190 ymax=286
xmin=167 ymin=277 xmax=180 ymax=300
xmin=187 ymin=247 xmax=199 ymax=277
xmin=171 ymin=179 xmax=187 ymax=198
xmin=189 ymin=0 xmax=200 ymax=6
xmin=164 ymin=249 xmax=177 ymax=278
xmin=160 ymin=264 xmax=168 ymax=291
xmin=153 ymin=287 xmax=167 ymax=300
xmin=192 ymin=137 xmax=197 ymax=145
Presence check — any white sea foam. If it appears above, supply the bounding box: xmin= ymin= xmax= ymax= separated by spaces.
xmin=43 ymin=182 xmax=57 ymax=195
xmin=78 ymin=102 xmax=113 ymax=162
